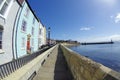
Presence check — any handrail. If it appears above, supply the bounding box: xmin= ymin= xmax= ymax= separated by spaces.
xmin=0 ymin=45 xmax=54 ymax=79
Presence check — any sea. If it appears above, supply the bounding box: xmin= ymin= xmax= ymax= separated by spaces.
xmin=69 ymin=41 xmax=120 ymax=72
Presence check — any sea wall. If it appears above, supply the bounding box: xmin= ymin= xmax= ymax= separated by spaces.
xmin=60 ymin=45 xmax=120 ymax=80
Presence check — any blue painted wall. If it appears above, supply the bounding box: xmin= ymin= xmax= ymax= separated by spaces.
xmin=14 ymin=1 xmax=39 ymax=58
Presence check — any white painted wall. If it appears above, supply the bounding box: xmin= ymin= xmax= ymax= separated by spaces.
xmin=0 ymin=1 xmax=20 ymax=65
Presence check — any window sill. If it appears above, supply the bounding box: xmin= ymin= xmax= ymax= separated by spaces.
xmin=21 ymin=30 xmax=27 ymax=34
xmin=0 ymin=14 xmax=5 ymax=19
xmin=0 ymin=15 xmax=6 ymax=23
xmin=21 ymin=48 xmax=25 ymax=50
xmin=0 ymin=49 xmax=5 ymax=54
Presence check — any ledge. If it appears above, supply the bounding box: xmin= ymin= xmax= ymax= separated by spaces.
xmin=0 ymin=49 xmax=5 ymax=54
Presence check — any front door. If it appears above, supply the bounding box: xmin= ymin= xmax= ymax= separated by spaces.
xmin=27 ymin=34 xmax=31 ymax=54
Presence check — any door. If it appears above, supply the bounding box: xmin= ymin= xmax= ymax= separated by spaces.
xmin=27 ymin=34 xmax=31 ymax=54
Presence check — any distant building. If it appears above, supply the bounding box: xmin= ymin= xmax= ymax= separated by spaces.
xmin=56 ymin=39 xmax=79 ymax=44
xmin=43 ymin=26 xmax=47 ymax=45
xmin=38 ymin=23 xmax=46 ymax=47
xmin=46 ymin=39 xmax=56 ymax=45
xmin=0 ymin=0 xmax=47 ymax=65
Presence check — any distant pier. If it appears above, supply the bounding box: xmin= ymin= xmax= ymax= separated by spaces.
xmin=81 ymin=41 xmax=114 ymax=45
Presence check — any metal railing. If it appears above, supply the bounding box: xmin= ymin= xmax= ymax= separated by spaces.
xmin=0 ymin=45 xmax=54 ymax=79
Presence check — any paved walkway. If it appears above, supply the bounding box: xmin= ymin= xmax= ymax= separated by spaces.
xmin=33 ymin=45 xmax=72 ymax=80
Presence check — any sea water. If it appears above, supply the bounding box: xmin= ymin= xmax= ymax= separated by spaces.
xmin=69 ymin=42 xmax=120 ymax=72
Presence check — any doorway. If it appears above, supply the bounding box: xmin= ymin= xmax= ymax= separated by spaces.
xmin=27 ymin=34 xmax=31 ymax=54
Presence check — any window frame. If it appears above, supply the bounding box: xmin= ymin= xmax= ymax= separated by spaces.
xmin=32 ymin=27 xmax=34 ymax=35
xmin=0 ymin=0 xmax=13 ymax=18
xmin=21 ymin=37 xmax=25 ymax=49
xmin=24 ymin=7 xmax=29 ymax=18
xmin=31 ymin=38 xmax=34 ymax=47
xmin=32 ymin=17 xmax=35 ymax=25
xmin=39 ymin=28 xmax=42 ymax=35
xmin=0 ymin=31 xmax=2 ymax=49
xmin=21 ymin=19 xmax=27 ymax=32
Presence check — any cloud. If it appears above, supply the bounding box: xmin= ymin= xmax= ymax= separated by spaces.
xmin=114 ymin=13 xmax=120 ymax=23
xmin=80 ymin=27 xmax=93 ymax=31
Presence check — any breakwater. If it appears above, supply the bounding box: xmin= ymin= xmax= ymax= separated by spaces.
xmin=81 ymin=41 xmax=113 ymax=45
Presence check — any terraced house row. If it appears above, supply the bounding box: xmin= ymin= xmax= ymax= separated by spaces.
xmin=0 ymin=0 xmax=47 ymax=65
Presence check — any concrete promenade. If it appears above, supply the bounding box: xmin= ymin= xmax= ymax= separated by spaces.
xmin=33 ymin=45 xmax=72 ymax=80
xmin=3 ymin=44 xmax=120 ymax=80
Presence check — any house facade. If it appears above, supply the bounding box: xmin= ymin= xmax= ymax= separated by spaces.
xmin=0 ymin=0 xmax=20 ymax=65
xmin=13 ymin=0 xmax=40 ymax=58
xmin=38 ymin=23 xmax=46 ymax=47
xmin=0 ymin=0 xmax=46 ymax=65
xmin=43 ymin=26 xmax=47 ymax=45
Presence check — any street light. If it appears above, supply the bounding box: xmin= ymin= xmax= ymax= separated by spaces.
xmin=48 ymin=27 xmax=51 ymax=46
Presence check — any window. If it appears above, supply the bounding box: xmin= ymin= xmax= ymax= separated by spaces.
xmin=39 ymin=28 xmax=42 ymax=35
xmin=24 ymin=7 xmax=29 ymax=18
xmin=21 ymin=20 xmax=27 ymax=32
xmin=0 ymin=0 xmax=11 ymax=16
xmin=38 ymin=38 xmax=41 ymax=45
xmin=32 ymin=27 xmax=34 ymax=35
xmin=32 ymin=38 xmax=34 ymax=46
xmin=21 ymin=37 xmax=25 ymax=48
xmin=32 ymin=17 xmax=35 ymax=24
xmin=0 ymin=31 xmax=2 ymax=49
xmin=0 ymin=0 xmax=3 ymax=5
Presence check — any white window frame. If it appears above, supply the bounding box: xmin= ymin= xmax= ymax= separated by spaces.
xmin=39 ymin=28 xmax=42 ymax=35
xmin=31 ymin=38 xmax=34 ymax=47
xmin=0 ymin=31 xmax=2 ymax=49
xmin=32 ymin=27 xmax=34 ymax=35
xmin=0 ymin=30 xmax=5 ymax=54
xmin=21 ymin=19 xmax=27 ymax=32
xmin=32 ymin=17 xmax=35 ymax=24
xmin=24 ymin=7 xmax=29 ymax=18
xmin=0 ymin=0 xmax=13 ymax=18
xmin=21 ymin=37 xmax=25 ymax=49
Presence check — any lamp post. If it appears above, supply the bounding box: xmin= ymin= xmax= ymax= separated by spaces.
xmin=48 ymin=27 xmax=51 ymax=46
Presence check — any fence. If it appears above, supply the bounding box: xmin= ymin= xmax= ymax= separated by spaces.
xmin=0 ymin=45 xmax=54 ymax=79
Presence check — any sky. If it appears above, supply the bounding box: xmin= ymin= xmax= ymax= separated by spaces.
xmin=28 ymin=0 xmax=120 ymax=42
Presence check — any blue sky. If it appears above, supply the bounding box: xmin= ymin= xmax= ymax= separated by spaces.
xmin=28 ymin=0 xmax=120 ymax=42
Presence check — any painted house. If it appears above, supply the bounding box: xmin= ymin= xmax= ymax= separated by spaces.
xmin=0 ymin=0 xmax=20 ymax=65
xmin=0 ymin=0 xmax=47 ymax=65
xmin=38 ymin=23 xmax=47 ymax=47
xmin=13 ymin=0 xmax=40 ymax=58
xmin=43 ymin=26 xmax=47 ymax=45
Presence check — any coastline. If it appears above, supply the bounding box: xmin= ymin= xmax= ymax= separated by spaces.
xmin=61 ymin=43 xmax=80 ymax=47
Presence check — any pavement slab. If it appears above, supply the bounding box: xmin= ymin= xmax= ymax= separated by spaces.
xmin=33 ymin=45 xmax=73 ymax=80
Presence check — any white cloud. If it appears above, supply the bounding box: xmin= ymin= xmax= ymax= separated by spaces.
xmin=80 ymin=27 xmax=93 ymax=31
xmin=114 ymin=13 xmax=120 ymax=23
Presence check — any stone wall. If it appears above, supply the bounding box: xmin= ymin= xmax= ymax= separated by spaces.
xmin=60 ymin=45 xmax=120 ymax=80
